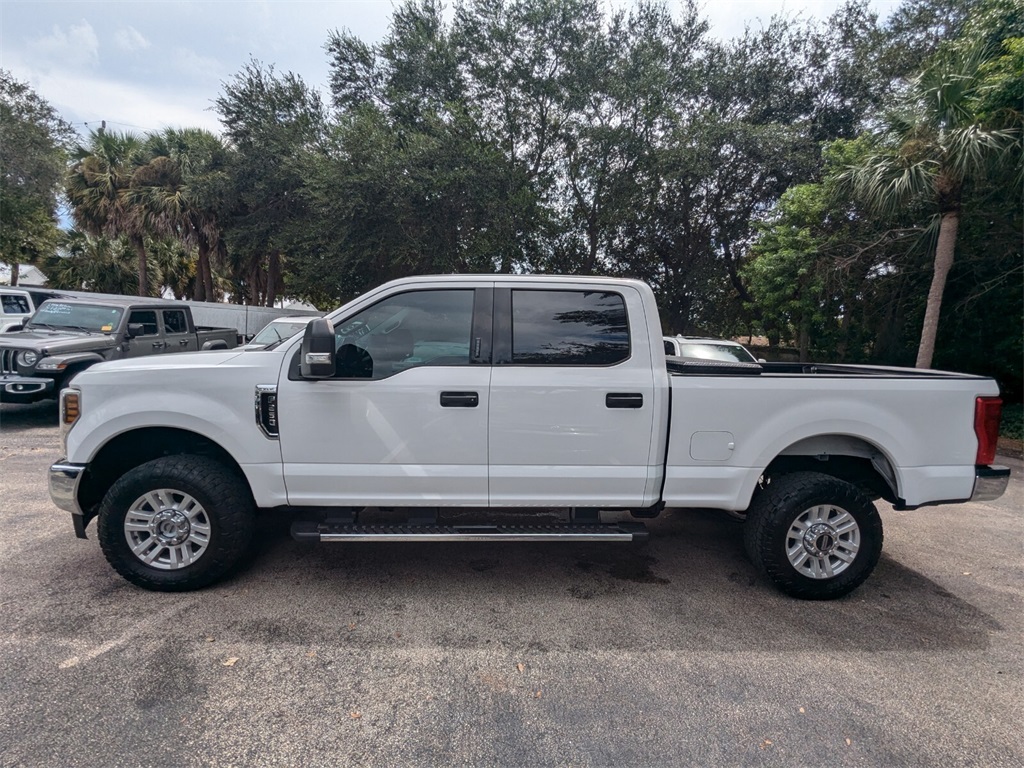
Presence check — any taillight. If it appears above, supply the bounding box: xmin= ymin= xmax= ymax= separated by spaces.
xmin=974 ymin=396 xmax=1002 ymax=465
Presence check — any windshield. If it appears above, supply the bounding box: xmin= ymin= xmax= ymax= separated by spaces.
xmin=250 ymin=319 xmax=311 ymax=346
xmin=28 ymin=302 xmax=123 ymax=333
xmin=678 ymin=342 xmax=757 ymax=364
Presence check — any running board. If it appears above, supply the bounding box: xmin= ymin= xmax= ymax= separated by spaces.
xmin=291 ymin=521 xmax=649 ymax=543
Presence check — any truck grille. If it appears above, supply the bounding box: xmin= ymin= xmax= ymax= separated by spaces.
xmin=0 ymin=348 xmax=17 ymax=374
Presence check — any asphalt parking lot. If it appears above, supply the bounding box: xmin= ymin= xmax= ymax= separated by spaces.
xmin=1 ymin=400 xmax=1022 ymax=767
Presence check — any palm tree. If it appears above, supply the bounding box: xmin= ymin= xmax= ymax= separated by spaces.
xmin=65 ymin=130 xmax=154 ymax=296
xmin=129 ymin=128 xmax=232 ymax=302
xmin=843 ymin=45 xmax=1021 ymax=368
xmin=39 ymin=229 xmax=153 ymax=295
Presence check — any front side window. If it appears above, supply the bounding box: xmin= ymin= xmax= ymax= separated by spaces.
xmin=331 ymin=290 xmax=474 ymax=379
xmin=511 ymin=290 xmax=629 ymax=366
xmin=128 ymin=310 xmax=159 ymax=336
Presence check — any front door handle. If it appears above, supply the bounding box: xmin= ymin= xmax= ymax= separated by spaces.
xmin=440 ymin=391 xmax=479 ymax=408
xmin=179 ymin=339 xmax=190 ymax=346
xmin=606 ymin=392 xmax=643 ymax=409
xmin=151 ymin=341 xmax=165 ymax=349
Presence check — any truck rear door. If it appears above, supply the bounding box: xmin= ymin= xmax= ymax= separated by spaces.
xmin=487 ymin=284 xmax=661 ymax=508
xmin=161 ymin=309 xmax=197 ymax=353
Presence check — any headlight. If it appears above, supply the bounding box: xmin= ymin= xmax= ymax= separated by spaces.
xmin=17 ymin=350 xmax=38 ymax=367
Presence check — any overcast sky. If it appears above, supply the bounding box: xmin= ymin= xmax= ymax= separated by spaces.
xmin=1 ymin=1 xmax=902 ymax=139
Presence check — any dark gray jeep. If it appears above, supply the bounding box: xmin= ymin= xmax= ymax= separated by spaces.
xmin=0 ymin=298 xmax=237 ymax=403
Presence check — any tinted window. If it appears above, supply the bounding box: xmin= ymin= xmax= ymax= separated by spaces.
xmin=128 ymin=310 xmax=159 ymax=336
xmin=2 ymin=294 xmax=30 ymax=314
xmin=511 ymin=290 xmax=629 ymax=365
xmin=163 ymin=310 xmax=188 ymax=335
xmin=331 ymin=290 xmax=474 ymax=379
xmin=664 ymin=340 xmax=675 ymax=355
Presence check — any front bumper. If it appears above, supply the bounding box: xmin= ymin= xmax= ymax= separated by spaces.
xmin=0 ymin=374 xmax=55 ymax=403
xmin=972 ymin=465 xmax=1010 ymax=502
xmin=49 ymin=461 xmax=89 ymax=538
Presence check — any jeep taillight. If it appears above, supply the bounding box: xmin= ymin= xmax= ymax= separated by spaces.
xmin=974 ymin=397 xmax=1001 ymax=466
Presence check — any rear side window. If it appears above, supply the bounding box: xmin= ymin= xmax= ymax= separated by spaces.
xmin=162 ymin=310 xmax=188 ymax=335
xmin=2 ymin=294 xmax=30 ymax=314
xmin=511 ymin=290 xmax=629 ymax=365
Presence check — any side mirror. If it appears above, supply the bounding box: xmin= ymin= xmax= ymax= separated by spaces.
xmin=126 ymin=323 xmax=144 ymax=338
xmin=300 ymin=317 xmax=336 ymax=378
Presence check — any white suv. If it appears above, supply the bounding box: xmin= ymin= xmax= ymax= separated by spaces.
xmin=0 ymin=288 xmax=36 ymax=333
xmin=663 ymin=335 xmax=762 ymax=364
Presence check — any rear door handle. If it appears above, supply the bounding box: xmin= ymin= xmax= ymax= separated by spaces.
xmin=606 ymin=393 xmax=643 ymax=409
xmin=151 ymin=341 xmax=165 ymax=349
xmin=440 ymin=391 xmax=479 ymax=408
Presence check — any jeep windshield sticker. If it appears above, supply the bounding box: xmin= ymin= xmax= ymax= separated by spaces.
xmin=46 ymin=303 xmax=73 ymax=314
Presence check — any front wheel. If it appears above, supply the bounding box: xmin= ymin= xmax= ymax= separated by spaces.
xmin=743 ymin=471 xmax=883 ymax=600
xmin=97 ymin=455 xmax=255 ymax=591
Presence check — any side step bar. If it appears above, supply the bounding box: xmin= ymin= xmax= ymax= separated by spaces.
xmin=291 ymin=521 xmax=649 ymax=543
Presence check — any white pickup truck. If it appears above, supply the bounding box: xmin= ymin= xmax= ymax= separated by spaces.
xmin=49 ymin=276 xmax=1010 ymax=599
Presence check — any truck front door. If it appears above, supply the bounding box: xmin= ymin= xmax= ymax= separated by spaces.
xmin=277 ymin=286 xmax=492 ymax=507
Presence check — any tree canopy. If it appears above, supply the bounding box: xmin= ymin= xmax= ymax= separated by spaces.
xmin=3 ymin=0 xmax=1020 ymax=398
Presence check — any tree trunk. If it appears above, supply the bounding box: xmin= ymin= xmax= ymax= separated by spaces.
xmin=916 ymin=211 xmax=959 ymax=369
xmin=9 ymin=262 xmax=18 ymax=286
xmin=131 ymin=236 xmax=148 ymax=296
xmin=196 ymin=242 xmax=215 ymax=302
xmin=798 ymin=318 xmax=810 ymax=363
xmin=266 ymin=251 xmax=280 ymax=308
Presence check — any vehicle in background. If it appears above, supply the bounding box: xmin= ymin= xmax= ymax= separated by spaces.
xmin=16 ymin=286 xmax=321 ymax=342
xmin=1 ymin=288 xmax=38 ymax=333
xmin=663 ymin=335 xmax=763 ymax=364
xmin=242 ymin=316 xmax=315 ymax=350
xmin=0 ymin=298 xmax=238 ymax=403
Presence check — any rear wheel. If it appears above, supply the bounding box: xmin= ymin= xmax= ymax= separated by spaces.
xmin=744 ymin=471 xmax=883 ymax=600
xmin=97 ymin=455 xmax=255 ymax=591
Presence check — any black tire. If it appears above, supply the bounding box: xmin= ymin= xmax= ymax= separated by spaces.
xmin=97 ymin=455 xmax=255 ymax=592
xmin=743 ymin=471 xmax=883 ymax=600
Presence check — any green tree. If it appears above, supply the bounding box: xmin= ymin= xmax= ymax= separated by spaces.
xmin=131 ymin=128 xmax=233 ymax=301
xmin=65 ymin=130 xmax=154 ymax=296
xmin=215 ymin=60 xmax=327 ymax=306
xmin=843 ymin=34 xmax=1022 ymax=367
xmin=0 ymin=71 xmax=75 ymax=285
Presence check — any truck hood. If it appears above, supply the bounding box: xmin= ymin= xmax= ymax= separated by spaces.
xmin=0 ymin=330 xmax=119 ymax=355
xmin=85 ymin=348 xmax=250 ymax=374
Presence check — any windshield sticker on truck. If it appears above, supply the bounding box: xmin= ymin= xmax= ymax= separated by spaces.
xmin=101 ymin=325 xmax=113 ymax=332
xmin=46 ymin=303 xmax=73 ymax=314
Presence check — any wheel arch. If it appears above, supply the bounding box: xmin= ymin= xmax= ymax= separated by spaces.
xmin=77 ymin=427 xmax=247 ymax=525
xmin=757 ymin=434 xmax=900 ymax=506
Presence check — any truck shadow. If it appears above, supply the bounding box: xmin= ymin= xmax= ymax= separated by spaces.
xmin=217 ymin=507 xmax=1002 ymax=655
xmin=0 ymin=402 xmax=58 ymax=432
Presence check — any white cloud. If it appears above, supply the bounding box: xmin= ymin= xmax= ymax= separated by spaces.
xmin=114 ymin=26 xmax=151 ymax=52
xmin=172 ymin=47 xmax=225 ymax=81
xmin=28 ymin=20 xmax=100 ymax=69
xmin=21 ymin=65 xmax=222 ymax=135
